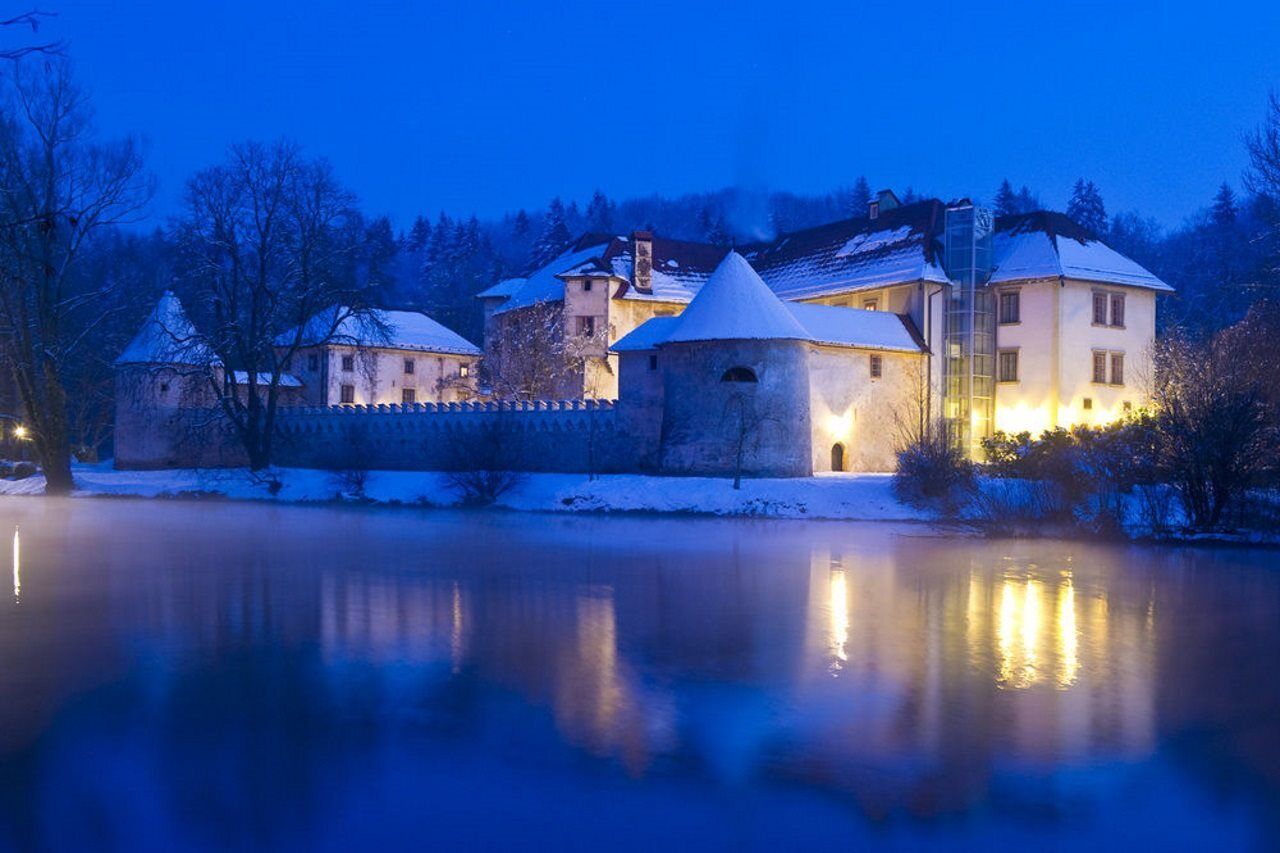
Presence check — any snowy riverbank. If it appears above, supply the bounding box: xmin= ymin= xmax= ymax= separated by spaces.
xmin=0 ymin=462 xmax=936 ymax=521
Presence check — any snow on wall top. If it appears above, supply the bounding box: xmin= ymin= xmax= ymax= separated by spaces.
xmin=115 ymin=291 xmax=215 ymax=366
xmin=664 ymin=252 xmax=810 ymax=344
xmin=783 ymin=303 xmax=925 ymax=352
xmin=990 ymin=212 xmax=1172 ymax=291
xmin=280 ymin=307 xmax=481 ymax=356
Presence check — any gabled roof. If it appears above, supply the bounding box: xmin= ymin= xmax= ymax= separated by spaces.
xmin=278 ymin=307 xmax=481 ymax=356
xmin=991 ymin=211 xmax=1172 ymax=291
xmin=491 ymin=236 xmax=614 ymax=314
xmin=115 ymin=291 xmax=215 ymax=366
xmin=664 ymin=252 xmax=810 ymax=344
xmin=476 ymin=277 xmax=527 ymax=299
xmin=744 ymin=200 xmax=951 ymax=299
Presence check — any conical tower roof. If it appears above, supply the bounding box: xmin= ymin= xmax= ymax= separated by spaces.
xmin=115 ymin=291 xmax=214 ymax=366
xmin=665 ymin=251 xmax=811 ymax=344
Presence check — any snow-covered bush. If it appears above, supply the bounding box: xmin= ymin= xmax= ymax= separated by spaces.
xmin=893 ymin=428 xmax=973 ymax=511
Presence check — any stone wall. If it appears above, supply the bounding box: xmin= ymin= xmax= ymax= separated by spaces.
xmin=272 ymin=400 xmax=639 ymax=473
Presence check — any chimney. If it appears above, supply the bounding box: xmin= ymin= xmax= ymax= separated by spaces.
xmin=631 ymin=230 xmax=653 ymax=293
xmin=869 ymin=188 xmax=900 ymax=220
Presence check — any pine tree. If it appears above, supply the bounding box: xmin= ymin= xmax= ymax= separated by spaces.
xmin=530 ymin=197 xmax=572 ymax=268
xmin=1014 ymin=186 xmax=1040 ymax=214
xmin=407 ymin=215 xmax=432 ymax=253
xmin=698 ymin=203 xmax=730 ymax=246
xmin=993 ymin=180 xmax=1019 ymax=217
xmin=363 ymin=216 xmax=398 ymax=294
xmin=1066 ymin=179 xmax=1108 ymax=234
xmin=513 ymin=209 xmax=531 ymax=236
xmin=585 ymin=190 xmax=614 ymax=233
xmin=847 ymin=176 xmax=871 ymax=217
xmin=1212 ymin=183 xmax=1237 ymax=230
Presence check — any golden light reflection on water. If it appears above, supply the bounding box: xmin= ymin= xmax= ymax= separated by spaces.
xmin=11 ymin=526 xmax=19 ymax=604
xmin=829 ymin=569 xmax=848 ymax=672
xmin=994 ymin=573 xmax=1083 ymax=690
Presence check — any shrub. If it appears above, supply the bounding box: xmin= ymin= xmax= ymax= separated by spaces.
xmin=893 ymin=427 xmax=973 ymax=510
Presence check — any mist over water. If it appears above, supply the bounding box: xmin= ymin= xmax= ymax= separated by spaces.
xmin=0 ymin=499 xmax=1275 ymax=850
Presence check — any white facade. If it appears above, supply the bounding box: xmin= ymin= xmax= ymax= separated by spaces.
xmin=291 ymin=344 xmax=478 ymax=407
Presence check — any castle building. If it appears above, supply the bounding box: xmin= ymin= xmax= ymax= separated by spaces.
xmin=277 ymin=307 xmax=482 ymax=407
xmin=482 ymin=191 xmax=1171 ymax=457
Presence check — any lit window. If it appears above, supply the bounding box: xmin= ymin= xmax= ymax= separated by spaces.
xmin=1110 ymin=352 xmax=1124 ymax=386
xmin=402 ymin=388 xmax=416 ymax=404
xmin=869 ymin=354 xmax=883 ymax=379
xmin=404 ymin=359 xmax=415 ymax=375
xmin=1083 ymin=397 xmax=1093 ymax=411
xmin=1110 ymin=294 xmax=1125 ymax=328
xmin=460 ymin=364 xmax=470 ymax=378
xmin=1093 ymin=292 xmax=1108 ymax=326
xmin=340 ymin=384 xmax=355 ymax=404
xmin=999 ymin=291 xmax=1020 ymax=324
xmin=1092 ymin=351 xmax=1107 ymax=384
xmin=341 ymin=354 xmax=354 ymax=372
xmin=863 ymin=299 xmax=879 ymax=311
xmin=998 ymin=349 xmax=1018 ymax=382
xmin=721 ymin=366 xmax=757 ymax=383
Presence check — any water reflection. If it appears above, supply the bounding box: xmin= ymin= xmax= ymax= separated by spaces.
xmin=0 ymin=503 xmax=1274 ymax=849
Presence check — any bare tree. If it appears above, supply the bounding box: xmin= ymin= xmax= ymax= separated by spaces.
xmin=724 ymin=391 xmax=779 ymax=490
xmin=482 ymin=302 xmax=587 ymax=400
xmin=0 ymin=58 xmax=151 ymax=492
xmin=0 ymin=11 xmax=62 ymax=61
xmin=173 ymin=140 xmax=380 ymax=470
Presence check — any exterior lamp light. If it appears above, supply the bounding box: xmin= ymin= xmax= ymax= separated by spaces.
xmin=12 ymin=425 xmax=26 ymax=440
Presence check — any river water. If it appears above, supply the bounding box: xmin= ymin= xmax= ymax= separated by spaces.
xmin=0 ymin=498 xmax=1276 ymax=850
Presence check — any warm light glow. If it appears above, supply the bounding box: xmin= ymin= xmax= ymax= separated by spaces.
xmin=12 ymin=526 xmax=19 ymax=604
xmin=12 ymin=425 xmax=26 ymax=440
xmin=994 ymin=403 xmax=1051 ymax=437
xmin=829 ymin=569 xmax=849 ymax=671
xmin=824 ymin=410 xmax=853 ymax=438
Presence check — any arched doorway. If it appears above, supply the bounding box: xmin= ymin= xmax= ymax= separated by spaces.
xmin=831 ymin=443 xmax=845 ymax=472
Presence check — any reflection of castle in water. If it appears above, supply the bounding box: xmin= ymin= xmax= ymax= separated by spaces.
xmin=306 ymin=532 xmax=1159 ymax=808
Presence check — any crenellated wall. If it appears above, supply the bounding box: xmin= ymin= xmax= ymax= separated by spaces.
xmin=270 ymin=400 xmax=640 ymax=473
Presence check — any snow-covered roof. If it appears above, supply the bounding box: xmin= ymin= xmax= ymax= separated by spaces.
xmin=231 ymin=371 xmax=303 ymax=388
xmin=476 ymin=277 xmax=526 ymax=299
xmin=991 ymin=212 xmax=1172 ymax=291
xmin=784 ymin=303 xmax=925 ymax=352
xmin=115 ymin=291 xmax=215 ymax=366
xmin=611 ymin=317 xmax=680 ymax=353
xmin=665 ymin=252 xmax=810 ymax=344
xmin=278 ymin=307 xmax=481 ymax=356
xmin=614 ymin=302 xmax=925 ymax=354
xmin=745 ymin=200 xmax=951 ymax=300
xmin=492 ymin=238 xmax=614 ymax=314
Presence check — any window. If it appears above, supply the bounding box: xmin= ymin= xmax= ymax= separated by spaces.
xmin=998 ymin=349 xmax=1019 ymax=383
xmin=721 ymin=366 xmax=757 ymax=383
xmin=1083 ymin=397 xmax=1093 ymax=411
xmin=402 ymin=388 xmax=416 ymax=404
xmin=647 ymin=354 xmax=658 ymax=371
xmin=1092 ymin=351 xmax=1108 ymax=384
xmin=1110 ymin=293 xmax=1125 ymax=328
xmin=307 ymin=354 xmax=319 ymax=371
xmin=341 ymin=354 xmax=354 ymax=372
xmin=577 ymin=316 xmax=595 ymax=337
xmin=459 ymin=364 xmax=470 ymax=378
xmin=1093 ymin=292 xmax=1108 ymax=326
xmin=999 ymin=290 xmax=1021 ymax=324
xmin=339 ymin=384 xmax=355 ymax=404
xmin=583 ymin=280 xmax=593 ymax=292
xmin=404 ymin=359 xmax=415 ymax=375
xmin=1110 ymin=352 xmax=1125 ymax=386
xmin=1123 ymin=401 xmax=1133 ymax=413
xmin=863 ymin=299 xmax=879 ymax=311
xmin=869 ymin=354 xmax=883 ymax=379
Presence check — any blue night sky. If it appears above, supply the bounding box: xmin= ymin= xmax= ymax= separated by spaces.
xmin=39 ymin=0 xmax=1280 ymax=228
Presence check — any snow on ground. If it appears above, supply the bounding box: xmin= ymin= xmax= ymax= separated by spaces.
xmin=0 ymin=462 xmax=934 ymax=522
